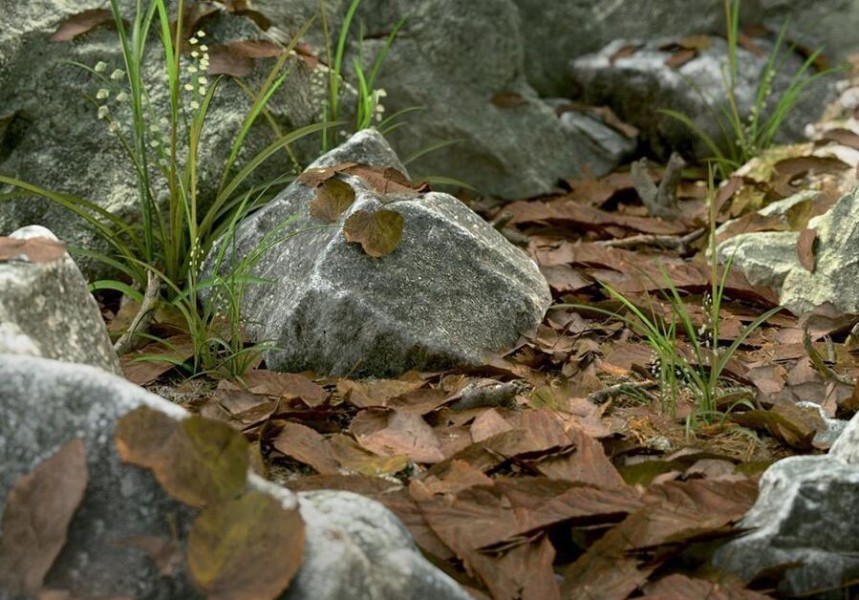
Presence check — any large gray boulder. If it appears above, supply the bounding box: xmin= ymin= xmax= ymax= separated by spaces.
xmin=713 ymin=410 xmax=859 ymax=598
xmin=0 ymin=0 xmax=321 ymax=279
xmin=569 ymin=36 xmax=836 ymax=160
xmin=0 ymin=225 xmax=121 ymax=374
xmin=0 ymin=354 xmax=470 ymax=600
xmin=719 ymin=187 xmax=859 ymax=315
xmin=205 ymin=129 xmax=551 ymax=377
xmin=333 ymin=0 xmax=633 ymax=199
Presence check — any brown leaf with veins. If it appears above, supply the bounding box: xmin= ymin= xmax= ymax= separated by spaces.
xmin=50 ymin=9 xmax=114 ymax=42
xmin=309 ymin=179 xmax=356 ymax=223
xmin=115 ymin=407 xmax=249 ymax=507
xmin=189 ymin=489 xmax=304 ymax=600
xmin=272 ymin=421 xmax=339 ymax=474
xmin=0 ymin=439 xmax=88 ymax=596
xmin=343 ymin=209 xmax=404 ymax=257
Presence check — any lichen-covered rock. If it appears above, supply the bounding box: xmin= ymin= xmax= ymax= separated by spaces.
xmin=0 ymin=354 xmax=470 ymax=600
xmin=0 ymin=225 xmax=121 ymax=374
xmin=713 ymin=410 xmax=859 ymax=597
xmin=204 ymin=129 xmax=552 ymax=377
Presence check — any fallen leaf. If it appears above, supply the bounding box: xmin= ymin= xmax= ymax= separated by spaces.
xmin=609 ymin=43 xmax=643 ymax=63
xmin=309 ymin=178 xmax=356 ymax=223
xmin=50 ymin=9 xmax=114 ymax=42
xmin=231 ymin=370 xmax=328 ymax=407
xmin=796 ymin=227 xmax=817 ymax=273
xmin=0 ymin=439 xmax=88 ymax=596
xmin=271 ymin=421 xmax=339 ymax=474
xmin=664 ymin=48 xmax=697 ymax=69
xmin=356 ymin=411 xmax=445 ymax=463
xmin=115 ymin=407 xmax=249 ymax=507
xmin=343 ymin=208 xmax=404 ymax=257
xmin=0 ymin=237 xmax=66 ymax=264
xmin=206 ymin=40 xmax=284 ymax=77
xmin=189 ymin=489 xmax=304 ymax=600
xmin=641 ymin=573 xmax=771 ymax=599
xmin=463 ymin=535 xmax=560 ymax=600
xmin=491 ymin=92 xmax=527 ymax=108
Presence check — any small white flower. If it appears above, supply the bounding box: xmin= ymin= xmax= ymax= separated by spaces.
xmin=191 ymin=50 xmax=200 ymax=58
xmin=96 ymin=88 xmax=109 ymax=100
xmin=97 ymin=106 xmax=109 ymax=119
xmin=376 ymin=88 xmax=387 ymax=98
xmin=197 ymin=76 xmax=207 ymax=86
xmin=159 ymin=116 xmax=169 ymax=127
xmin=199 ymin=87 xmax=206 ymax=96
xmin=115 ymin=91 xmax=128 ymax=102
xmin=149 ymin=123 xmax=160 ymax=133
xmin=108 ymin=121 xmax=121 ymax=133
xmin=184 ymin=83 xmax=194 ymax=91
xmin=188 ymin=65 xmax=198 ymax=73
xmin=197 ymin=30 xmax=205 ymax=37
xmin=189 ymin=37 xmax=198 ymax=45
xmin=375 ymin=103 xmax=385 ymax=113
xmin=110 ymin=69 xmax=124 ymax=80
xmin=199 ymin=44 xmax=208 ymax=52
xmin=190 ymin=100 xmax=200 ymax=110
xmin=150 ymin=138 xmax=160 ymax=148
xmin=200 ymin=59 xmax=210 ymax=69
xmin=94 ymin=61 xmax=107 ymax=73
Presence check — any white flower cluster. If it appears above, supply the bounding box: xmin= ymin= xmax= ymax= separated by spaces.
xmin=93 ymin=61 xmax=126 ymax=124
xmin=185 ymin=30 xmax=210 ymax=111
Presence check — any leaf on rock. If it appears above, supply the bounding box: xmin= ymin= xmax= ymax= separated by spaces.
xmin=115 ymin=407 xmax=249 ymax=507
xmin=309 ymin=179 xmax=356 ymax=223
xmin=343 ymin=209 xmax=404 ymax=258
xmin=50 ymin=9 xmax=114 ymax=42
xmin=189 ymin=489 xmax=304 ymax=600
xmin=0 ymin=237 xmax=67 ymax=264
xmin=207 ymin=40 xmax=284 ymax=77
xmin=796 ymin=227 xmax=817 ymax=273
xmin=491 ymin=92 xmax=527 ymax=108
xmin=0 ymin=439 xmax=88 ymax=596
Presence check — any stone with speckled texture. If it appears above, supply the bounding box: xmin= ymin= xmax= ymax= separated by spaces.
xmin=202 ymin=129 xmax=552 ymax=377
xmin=0 ymin=354 xmax=470 ymax=600
xmin=0 ymin=225 xmax=122 ymax=374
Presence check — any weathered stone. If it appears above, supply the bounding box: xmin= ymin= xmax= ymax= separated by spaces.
xmin=331 ymin=0 xmax=631 ymax=199
xmin=204 ymin=129 xmax=552 ymax=377
xmin=0 ymin=354 xmax=470 ymax=600
xmin=0 ymin=225 xmax=121 ymax=374
xmin=720 ymin=187 xmax=859 ymax=315
xmin=0 ymin=0 xmax=321 ymax=279
xmin=569 ymin=36 xmax=835 ymax=160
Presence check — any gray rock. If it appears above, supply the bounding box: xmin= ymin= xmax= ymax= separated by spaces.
xmin=0 ymin=354 xmax=469 ymax=600
xmin=0 ymin=0 xmax=321 ymax=279
xmin=204 ymin=129 xmax=552 ymax=377
xmin=336 ymin=0 xmax=630 ymax=199
xmin=717 ymin=230 xmax=800 ymax=292
xmin=569 ymin=36 xmax=836 ymax=160
xmin=0 ymin=225 xmax=121 ymax=374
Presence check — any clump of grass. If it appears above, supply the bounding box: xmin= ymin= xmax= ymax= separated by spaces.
xmin=318 ymin=0 xmax=408 ymax=150
xmin=662 ymin=0 xmax=835 ymax=179
xmin=557 ymin=169 xmax=781 ymax=432
xmin=0 ymin=0 xmax=329 ymax=378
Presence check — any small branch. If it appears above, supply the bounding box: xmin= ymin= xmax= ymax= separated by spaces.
xmin=596 ymin=227 xmax=706 ymax=252
xmin=587 ymin=381 xmax=658 ymax=405
xmin=114 ymin=270 xmax=161 ymax=356
xmin=631 ymin=152 xmax=685 ymax=220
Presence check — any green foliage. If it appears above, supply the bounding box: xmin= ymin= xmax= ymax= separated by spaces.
xmin=319 ymin=0 xmax=406 ymax=150
xmin=557 ymin=169 xmax=780 ymax=432
xmin=0 ymin=0 xmax=329 ymax=378
xmin=662 ymin=0 xmax=835 ymax=179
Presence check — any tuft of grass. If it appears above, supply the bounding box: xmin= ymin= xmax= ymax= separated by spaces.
xmin=0 ymin=0 xmax=332 ymax=378
xmin=319 ymin=0 xmax=406 ymax=150
xmin=662 ymin=0 xmax=836 ymax=179
xmin=556 ymin=168 xmax=781 ymax=432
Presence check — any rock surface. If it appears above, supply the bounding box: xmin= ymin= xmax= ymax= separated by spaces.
xmin=0 ymin=225 xmax=121 ymax=374
xmin=0 ymin=0 xmax=320 ymax=278
xmin=713 ymin=410 xmax=859 ymax=597
xmin=0 ymin=354 xmax=470 ymax=600
xmin=204 ymin=129 xmax=552 ymax=377
xmin=719 ymin=187 xmax=859 ymax=315
xmin=570 ymin=36 xmax=835 ymax=160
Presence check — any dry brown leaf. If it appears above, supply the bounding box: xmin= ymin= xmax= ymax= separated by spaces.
xmin=664 ymin=48 xmax=697 ymax=69
xmin=0 ymin=237 xmax=66 ymax=264
xmin=50 ymin=9 xmax=114 ymax=42
xmin=491 ymin=92 xmax=527 ymax=108
xmin=463 ymin=535 xmax=560 ymax=600
xmin=271 ymin=421 xmax=339 ymax=474
xmin=0 ymin=439 xmax=88 ymax=596
xmin=309 ymin=178 xmax=356 ymax=223
xmin=115 ymin=407 xmax=248 ymax=507
xmin=641 ymin=573 xmax=771 ymax=599
xmin=189 ymin=489 xmax=304 ymax=600
xmin=356 ymin=411 xmax=445 ymax=463
xmin=343 ymin=208 xmax=403 ymax=257
xmin=796 ymin=227 xmax=817 ymax=273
